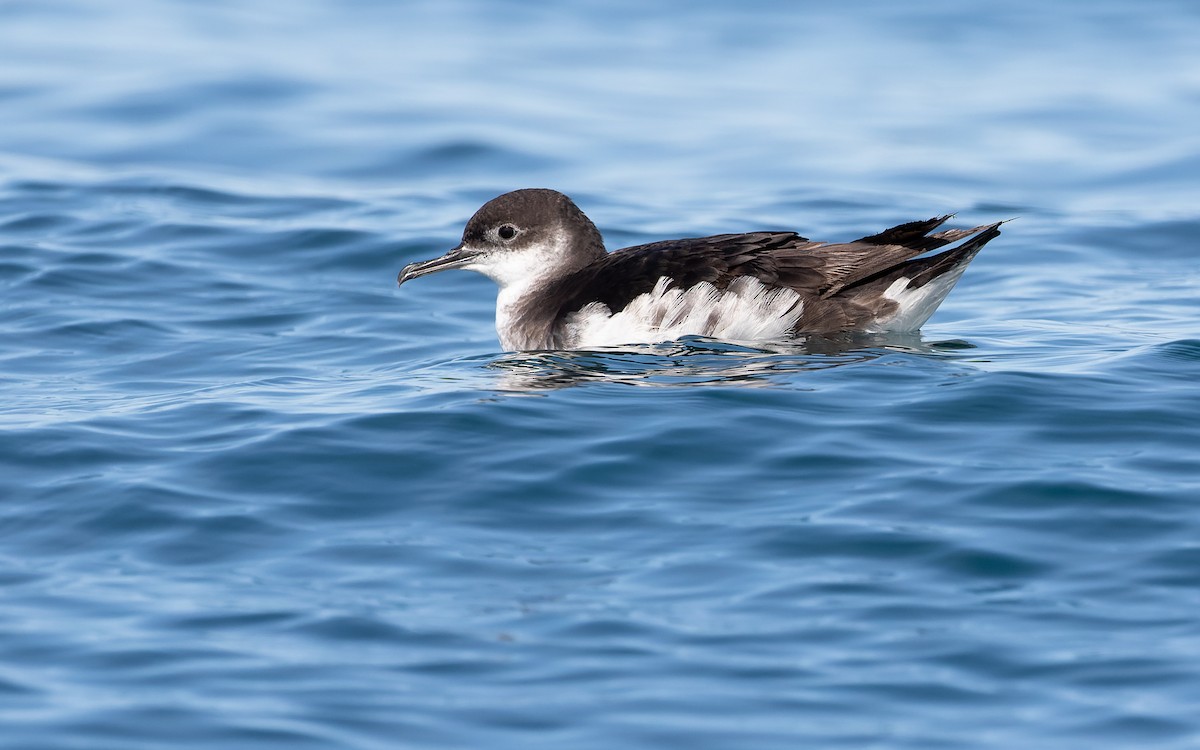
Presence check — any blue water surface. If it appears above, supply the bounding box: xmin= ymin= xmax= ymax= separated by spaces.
xmin=2 ymin=1 xmax=1200 ymax=748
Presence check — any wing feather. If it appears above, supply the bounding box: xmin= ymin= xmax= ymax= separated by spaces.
xmin=539 ymin=219 xmax=999 ymax=336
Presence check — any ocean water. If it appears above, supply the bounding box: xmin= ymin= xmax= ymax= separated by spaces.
xmin=2 ymin=1 xmax=1200 ymax=748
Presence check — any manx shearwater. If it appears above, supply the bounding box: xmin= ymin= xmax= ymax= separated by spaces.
xmin=397 ymin=188 xmax=1001 ymax=351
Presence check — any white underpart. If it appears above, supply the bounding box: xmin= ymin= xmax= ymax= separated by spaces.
xmin=869 ymin=262 xmax=972 ymax=332
xmin=563 ymin=276 xmax=804 ymax=348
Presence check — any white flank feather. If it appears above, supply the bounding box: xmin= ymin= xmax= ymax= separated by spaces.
xmin=562 ymin=276 xmax=804 ymax=348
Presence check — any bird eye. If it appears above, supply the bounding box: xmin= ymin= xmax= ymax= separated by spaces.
xmin=497 ymin=224 xmax=517 ymax=241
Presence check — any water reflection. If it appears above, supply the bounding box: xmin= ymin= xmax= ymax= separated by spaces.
xmin=486 ymin=334 xmax=974 ymax=391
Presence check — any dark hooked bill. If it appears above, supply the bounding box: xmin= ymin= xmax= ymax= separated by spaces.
xmin=397 ymin=245 xmax=478 ymax=286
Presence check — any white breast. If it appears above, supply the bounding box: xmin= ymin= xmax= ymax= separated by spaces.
xmin=560 ymin=276 xmax=804 ymax=348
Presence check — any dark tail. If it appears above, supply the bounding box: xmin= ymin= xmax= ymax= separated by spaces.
xmin=882 ymin=222 xmax=1002 ymax=290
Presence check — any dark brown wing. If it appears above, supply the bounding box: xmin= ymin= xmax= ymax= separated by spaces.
xmin=547 ymin=231 xmax=819 ymax=317
xmin=813 ymin=215 xmax=987 ymax=297
xmin=544 ymin=218 xmax=999 ymax=335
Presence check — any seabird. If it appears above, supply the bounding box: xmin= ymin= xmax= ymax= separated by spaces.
xmin=397 ymin=188 xmax=1001 ymax=351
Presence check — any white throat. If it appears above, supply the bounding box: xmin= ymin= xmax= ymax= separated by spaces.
xmin=460 ymin=229 xmax=579 ymax=350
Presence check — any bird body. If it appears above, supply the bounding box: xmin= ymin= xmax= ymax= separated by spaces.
xmin=397 ymin=189 xmax=1001 ymax=351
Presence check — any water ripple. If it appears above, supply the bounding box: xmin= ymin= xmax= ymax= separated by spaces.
xmin=3 ymin=2 xmax=1200 ymax=748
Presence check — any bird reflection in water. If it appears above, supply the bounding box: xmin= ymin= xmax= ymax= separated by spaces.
xmin=486 ymin=333 xmax=975 ymax=391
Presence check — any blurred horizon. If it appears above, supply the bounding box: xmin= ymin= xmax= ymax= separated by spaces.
xmin=3 ymin=0 xmax=1198 ymax=216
